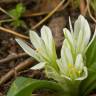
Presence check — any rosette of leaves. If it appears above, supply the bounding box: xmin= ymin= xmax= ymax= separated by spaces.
xmin=9 ymin=3 xmax=26 ymax=27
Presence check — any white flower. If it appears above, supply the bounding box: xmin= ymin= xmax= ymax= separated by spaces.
xmin=63 ymin=15 xmax=96 ymax=55
xmin=56 ymin=39 xmax=88 ymax=80
xmin=16 ymin=15 xmax=90 ymax=82
xmin=16 ymin=25 xmax=58 ymax=70
xmin=45 ymin=39 xmax=88 ymax=81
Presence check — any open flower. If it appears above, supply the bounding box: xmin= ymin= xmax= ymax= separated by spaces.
xmin=45 ymin=39 xmax=88 ymax=82
xmin=63 ymin=15 xmax=96 ymax=56
xmin=57 ymin=39 xmax=88 ymax=81
xmin=16 ymin=26 xmax=58 ymax=70
xmin=16 ymin=15 xmax=90 ymax=82
xmin=14 ymin=15 xmax=95 ymax=96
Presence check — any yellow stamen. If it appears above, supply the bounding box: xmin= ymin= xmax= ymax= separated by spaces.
xmin=67 ymin=63 xmax=82 ymax=78
xmin=77 ymin=70 xmax=81 ymax=75
xmin=68 ymin=63 xmax=73 ymax=68
xmin=36 ymin=48 xmax=41 ymax=52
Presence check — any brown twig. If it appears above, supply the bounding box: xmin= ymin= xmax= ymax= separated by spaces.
xmin=0 ymin=58 xmax=36 ymax=85
xmin=0 ymin=0 xmax=19 ymax=3
xmin=0 ymin=7 xmax=29 ymax=40
xmin=32 ymin=0 xmax=65 ymax=30
xmin=0 ymin=53 xmax=28 ymax=64
xmin=0 ymin=7 xmax=15 ymax=19
xmin=62 ymin=0 xmax=71 ymax=10
xmin=24 ymin=0 xmax=70 ymax=17
xmin=80 ymin=0 xmax=87 ymax=16
xmin=0 ymin=26 xmax=29 ymax=39
xmin=24 ymin=11 xmax=53 ymax=17
xmin=86 ymin=0 xmax=96 ymax=23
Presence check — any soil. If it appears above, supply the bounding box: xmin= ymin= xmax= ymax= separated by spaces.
xmin=0 ymin=0 xmax=96 ymax=96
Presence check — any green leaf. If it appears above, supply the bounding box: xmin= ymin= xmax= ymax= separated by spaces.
xmin=79 ymin=64 xmax=96 ymax=96
xmin=80 ymin=37 xmax=96 ymax=96
xmin=11 ymin=20 xmax=23 ymax=27
xmin=9 ymin=3 xmax=25 ymax=19
xmin=86 ymin=37 xmax=96 ymax=67
xmin=83 ymin=65 xmax=96 ymax=96
xmin=16 ymin=3 xmax=25 ymax=18
xmin=8 ymin=3 xmax=26 ymax=27
xmin=7 ymin=77 xmax=64 ymax=96
xmin=91 ymin=0 xmax=96 ymax=12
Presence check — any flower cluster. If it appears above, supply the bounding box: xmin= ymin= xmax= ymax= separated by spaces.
xmin=16 ymin=15 xmax=96 ymax=82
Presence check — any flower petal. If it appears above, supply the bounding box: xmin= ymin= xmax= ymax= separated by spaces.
xmin=41 ymin=25 xmax=57 ymax=61
xmin=56 ymin=59 xmax=68 ymax=74
xmin=45 ymin=64 xmax=61 ymax=82
xmin=69 ymin=17 xmax=73 ymax=35
xmin=76 ymin=30 xmax=83 ymax=53
xmin=74 ymin=15 xmax=91 ymax=46
xmin=75 ymin=54 xmax=84 ymax=71
xmin=29 ymin=30 xmax=44 ymax=49
xmin=41 ymin=25 xmax=53 ymax=51
xmin=63 ymin=28 xmax=74 ymax=50
xmin=61 ymin=74 xmax=71 ymax=81
xmin=29 ymin=30 xmax=50 ymax=62
xmin=75 ymin=67 xmax=88 ymax=80
xmin=61 ymin=39 xmax=73 ymax=66
xmin=31 ymin=62 xmax=45 ymax=70
xmin=16 ymin=38 xmax=41 ymax=61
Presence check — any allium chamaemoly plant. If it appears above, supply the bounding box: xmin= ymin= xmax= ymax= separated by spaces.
xmin=7 ymin=15 xmax=96 ymax=96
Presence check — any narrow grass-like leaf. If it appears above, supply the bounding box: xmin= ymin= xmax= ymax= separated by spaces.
xmin=7 ymin=77 xmax=64 ymax=96
xmin=80 ymin=64 xmax=96 ymax=96
xmin=80 ymin=38 xmax=96 ymax=96
xmin=86 ymin=37 xmax=96 ymax=67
